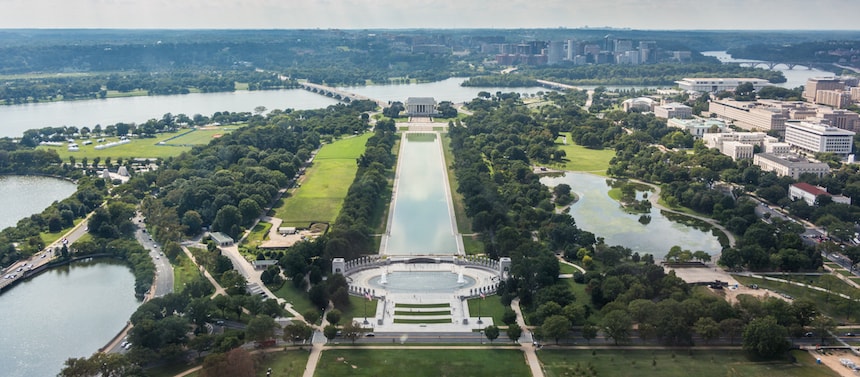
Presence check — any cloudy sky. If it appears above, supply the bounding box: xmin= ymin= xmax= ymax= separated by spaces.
xmin=2 ymin=0 xmax=859 ymax=29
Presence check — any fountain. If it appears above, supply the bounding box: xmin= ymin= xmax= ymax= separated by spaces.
xmin=380 ymin=271 xmax=388 ymax=285
xmin=457 ymin=270 xmax=465 ymax=284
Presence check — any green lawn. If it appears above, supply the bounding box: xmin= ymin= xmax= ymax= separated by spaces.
xmin=272 ymin=282 xmax=316 ymax=317
xmin=546 ymin=132 xmax=615 ymax=175
xmin=38 ymin=132 xmax=192 ymax=160
xmin=315 ymin=349 xmax=530 ymax=377
xmin=242 ymin=221 xmax=272 ymax=247
xmin=540 ymin=349 xmax=838 ymax=377
xmin=734 ymin=275 xmax=860 ymax=322
xmin=559 ymin=262 xmax=581 ymax=275
xmin=341 ymin=295 xmax=379 ymax=324
xmin=273 ymin=134 xmax=371 ymax=228
xmin=467 ymin=296 xmax=508 ymax=325
xmin=254 ymin=349 xmax=309 ymax=377
xmin=396 ymin=303 xmax=450 ymax=309
xmin=163 ymin=127 xmax=242 ymax=146
xmin=393 ymin=318 xmax=452 ymax=324
xmin=462 ymin=235 xmax=484 ymax=255
xmin=394 ymin=310 xmax=451 ymax=316
xmin=442 ymin=134 xmax=473 ymax=234
xmin=40 ymin=218 xmax=86 ymax=245
xmin=173 ymin=252 xmax=205 ymax=293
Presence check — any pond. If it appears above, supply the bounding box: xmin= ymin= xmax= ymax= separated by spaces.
xmin=0 ymin=175 xmax=78 ymax=231
xmin=0 ymin=259 xmax=140 ymax=377
xmin=541 ymin=172 xmax=723 ymax=259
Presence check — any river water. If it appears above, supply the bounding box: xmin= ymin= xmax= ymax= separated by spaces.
xmin=0 ymin=78 xmax=550 ymax=139
xmin=0 ymin=260 xmax=139 ymax=377
xmin=541 ymin=172 xmax=723 ymax=259
xmin=702 ymin=50 xmax=836 ymax=89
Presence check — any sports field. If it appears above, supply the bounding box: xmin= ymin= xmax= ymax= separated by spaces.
xmin=36 ymin=127 xmax=241 ymax=160
xmin=273 ymin=134 xmax=372 ymax=228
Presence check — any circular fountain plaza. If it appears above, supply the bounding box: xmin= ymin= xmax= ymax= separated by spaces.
xmin=334 ymin=255 xmax=508 ymax=332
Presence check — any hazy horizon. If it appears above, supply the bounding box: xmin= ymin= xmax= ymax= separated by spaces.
xmin=3 ymin=0 xmax=859 ymax=30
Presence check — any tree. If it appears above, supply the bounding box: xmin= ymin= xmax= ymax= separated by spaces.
xmin=694 ymin=317 xmax=721 ymax=344
xmin=245 ymin=315 xmax=278 ymax=343
xmin=811 ymin=315 xmax=837 ymax=345
xmin=507 ymin=323 xmax=522 ymax=343
xmin=484 ymin=325 xmax=500 ymax=343
xmin=720 ymin=318 xmax=744 ymax=345
xmin=326 ymin=309 xmax=342 ymax=326
xmin=59 ymin=353 xmax=142 ymax=377
xmin=342 ymin=320 xmax=365 ymax=344
xmin=743 ymin=316 xmax=789 ymax=359
xmin=581 ymin=323 xmax=598 ymax=344
xmin=323 ymin=325 xmax=339 ymax=342
xmin=541 ymin=315 xmax=571 ymax=345
xmin=602 ymin=310 xmax=632 ymax=345
xmin=283 ymin=322 xmax=314 ymax=344
xmin=303 ymin=309 xmax=320 ymax=324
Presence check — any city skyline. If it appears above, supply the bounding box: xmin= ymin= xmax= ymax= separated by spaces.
xmin=2 ymin=0 xmax=860 ymax=30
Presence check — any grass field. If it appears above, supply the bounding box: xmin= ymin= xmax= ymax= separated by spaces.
xmin=272 ymin=282 xmax=316 ymax=317
xmin=163 ymin=127 xmax=240 ymax=145
xmin=462 ymin=235 xmax=484 ymax=255
xmin=40 ymin=218 xmax=85 ymax=245
xmin=242 ymin=221 xmax=272 ymax=247
xmin=734 ymin=275 xmax=860 ymax=322
xmin=36 ymin=127 xmax=243 ymax=161
xmin=273 ymin=134 xmax=372 ymax=228
xmin=441 ymin=134 xmax=473 ymax=234
xmin=539 ymin=349 xmax=838 ymax=377
xmin=397 ymin=303 xmax=450 ymax=309
xmin=173 ymin=252 xmax=205 ymax=293
xmin=341 ymin=295 xmax=379 ymax=324
xmin=316 ymin=349 xmax=529 ymax=377
xmin=559 ymin=262 xmax=581 ymax=275
xmin=546 ymin=132 xmax=615 ymax=175
xmin=254 ymin=349 xmax=310 ymax=377
xmin=467 ymin=296 xmax=508 ymax=325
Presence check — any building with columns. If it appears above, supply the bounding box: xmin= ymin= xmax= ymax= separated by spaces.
xmin=405 ymin=97 xmax=438 ymax=117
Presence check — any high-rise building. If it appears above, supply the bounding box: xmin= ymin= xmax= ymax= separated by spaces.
xmin=814 ymin=89 xmax=851 ymax=109
xmin=803 ymin=77 xmax=844 ymax=102
xmin=613 ymin=39 xmax=633 ymax=53
xmin=547 ymin=41 xmax=565 ymax=65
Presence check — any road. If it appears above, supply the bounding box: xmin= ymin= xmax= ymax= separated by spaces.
xmin=133 ymin=211 xmax=173 ymax=298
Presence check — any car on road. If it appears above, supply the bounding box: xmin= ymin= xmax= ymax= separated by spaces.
xmin=365 ymin=332 xmax=375 ymax=337
xmin=845 ymin=332 xmax=856 ymax=337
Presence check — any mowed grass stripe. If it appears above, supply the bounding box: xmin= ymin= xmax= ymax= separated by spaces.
xmin=395 ymin=303 xmax=450 ymax=309
xmin=274 ymin=133 xmax=372 ymax=227
xmin=394 ymin=310 xmax=451 ymax=316
xmin=393 ymin=318 xmax=452 ymax=324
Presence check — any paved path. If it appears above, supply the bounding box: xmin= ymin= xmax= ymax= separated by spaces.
xmin=557 ymin=256 xmax=586 ymax=274
xmin=180 ymin=245 xmax=227 ymax=298
xmin=511 ymin=298 xmax=544 ymax=377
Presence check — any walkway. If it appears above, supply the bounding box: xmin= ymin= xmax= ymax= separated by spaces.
xmin=179 ymin=245 xmax=227 ymax=298
xmin=511 ymin=298 xmax=544 ymax=377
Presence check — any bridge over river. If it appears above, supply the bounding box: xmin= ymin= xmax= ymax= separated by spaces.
xmin=299 ymin=82 xmax=388 ymax=108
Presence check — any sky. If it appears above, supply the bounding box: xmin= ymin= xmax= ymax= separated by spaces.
xmin=2 ymin=0 xmax=859 ymax=30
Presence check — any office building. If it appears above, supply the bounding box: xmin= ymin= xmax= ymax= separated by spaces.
xmin=753 ymin=153 xmax=831 ymax=179
xmin=784 ymin=121 xmax=855 ymax=157
xmin=803 ymin=77 xmax=845 ymax=102
xmin=654 ymin=103 xmax=692 ymax=119
xmin=676 ymin=78 xmax=771 ymax=93
xmin=708 ymin=99 xmax=788 ymax=132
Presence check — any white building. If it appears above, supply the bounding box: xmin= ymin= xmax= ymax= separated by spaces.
xmin=789 ymin=182 xmax=851 ymax=206
xmin=784 ymin=121 xmax=855 ymax=157
xmin=405 ymin=97 xmax=438 ymax=117
xmin=722 ymin=141 xmax=754 ymax=160
xmin=654 ymin=103 xmax=692 ymax=119
xmin=676 ymin=78 xmax=771 ymax=93
xmin=753 ymin=153 xmax=831 ymax=179
xmin=621 ymin=97 xmax=657 ymax=112
xmin=667 ymin=118 xmax=728 ymax=139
